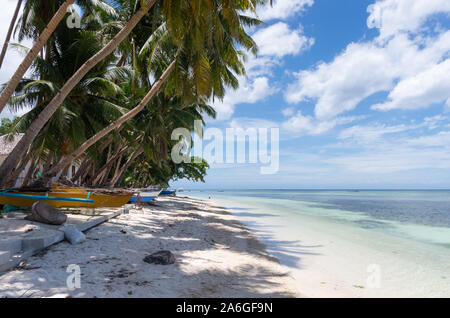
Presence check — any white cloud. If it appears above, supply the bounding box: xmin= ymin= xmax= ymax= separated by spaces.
xmin=215 ymin=20 xmax=314 ymax=120
xmin=212 ymin=77 xmax=277 ymax=120
xmin=338 ymin=123 xmax=418 ymax=144
xmin=407 ymin=131 xmax=450 ymax=147
xmin=372 ymin=59 xmax=450 ymax=111
xmin=424 ymin=114 xmax=448 ymax=129
xmin=325 ymin=115 xmax=450 ymax=174
xmin=257 ymin=0 xmax=314 ymax=21
xmin=367 ymin=0 xmax=450 ymax=39
xmin=281 ymin=111 xmax=357 ymax=136
xmin=252 ymin=22 xmax=314 ymax=58
xmin=285 ymin=40 xmax=395 ymax=119
xmin=229 ymin=117 xmax=278 ymax=130
xmin=281 ymin=107 xmax=294 ymax=117
xmin=284 ymin=0 xmax=450 ymax=120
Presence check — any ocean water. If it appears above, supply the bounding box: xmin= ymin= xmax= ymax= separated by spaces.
xmin=186 ymin=189 xmax=450 ymax=297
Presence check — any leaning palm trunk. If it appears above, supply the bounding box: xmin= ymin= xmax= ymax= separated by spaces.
xmin=0 ymin=0 xmax=158 ymax=187
xmin=91 ymin=145 xmax=129 ymax=185
xmin=42 ymin=59 xmax=176 ymax=182
xmin=71 ymin=157 xmax=91 ymax=183
xmin=21 ymin=157 xmax=37 ymax=187
xmin=0 ymin=0 xmax=74 ymax=111
xmin=4 ymin=151 xmax=29 ymax=187
xmin=0 ymin=0 xmax=23 ymax=69
xmin=109 ymin=144 xmax=144 ymax=187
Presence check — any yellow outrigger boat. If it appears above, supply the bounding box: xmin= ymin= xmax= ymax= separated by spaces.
xmin=0 ymin=185 xmax=133 ymax=208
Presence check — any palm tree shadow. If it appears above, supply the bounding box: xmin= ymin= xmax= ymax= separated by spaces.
xmin=0 ymin=196 xmax=321 ymax=298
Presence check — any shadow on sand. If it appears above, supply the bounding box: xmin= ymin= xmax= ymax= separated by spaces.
xmin=0 ymin=196 xmax=321 ymax=298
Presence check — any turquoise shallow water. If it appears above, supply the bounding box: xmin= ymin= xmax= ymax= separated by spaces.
xmin=188 ymin=189 xmax=450 ymax=247
xmin=185 ymin=189 xmax=450 ymax=296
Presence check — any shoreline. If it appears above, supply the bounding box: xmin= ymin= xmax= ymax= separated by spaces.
xmin=0 ymin=196 xmax=299 ymax=298
xmin=192 ymin=192 xmax=450 ymax=298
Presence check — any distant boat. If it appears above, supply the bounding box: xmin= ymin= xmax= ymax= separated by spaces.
xmin=129 ymin=189 xmax=162 ymax=203
xmin=160 ymin=189 xmax=175 ymax=196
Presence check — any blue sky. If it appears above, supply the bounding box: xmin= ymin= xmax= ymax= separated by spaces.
xmin=174 ymin=0 xmax=450 ymax=189
xmin=1 ymin=0 xmax=449 ymax=189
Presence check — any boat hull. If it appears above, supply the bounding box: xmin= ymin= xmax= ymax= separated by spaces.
xmin=160 ymin=190 xmax=175 ymax=196
xmin=129 ymin=190 xmax=161 ymax=203
xmin=0 ymin=190 xmax=133 ymax=208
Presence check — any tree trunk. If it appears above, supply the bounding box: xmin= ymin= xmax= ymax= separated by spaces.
xmin=71 ymin=132 xmax=116 ymax=183
xmin=21 ymin=157 xmax=37 ymax=188
xmin=71 ymin=157 xmax=90 ymax=183
xmin=129 ymin=166 xmax=139 ymax=187
xmin=91 ymin=145 xmax=129 ymax=185
xmin=0 ymin=0 xmax=158 ymax=187
xmin=58 ymin=164 xmax=70 ymax=181
xmin=42 ymin=152 xmax=54 ymax=172
xmin=106 ymin=153 xmax=123 ymax=185
xmin=4 ymin=151 xmax=29 ymax=188
xmin=80 ymin=161 xmax=94 ymax=186
xmin=42 ymin=59 xmax=176 ymax=182
xmin=109 ymin=145 xmax=144 ymax=187
xmin=0 ymin=0 xmax=75 ymax=112
xmin=0 ymin=0 xmax=23 ymax=69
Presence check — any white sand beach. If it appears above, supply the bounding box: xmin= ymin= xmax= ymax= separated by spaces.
xmin=0 ymin=196 xmax=299 ymax=298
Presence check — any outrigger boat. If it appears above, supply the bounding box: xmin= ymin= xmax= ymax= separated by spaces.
xmin=0 ymin=189 xmax=94 ymax=208
xmin=129 ymin=189 xmax=162 ymax=203
xmin=160 ymin=189 xmax=175 ymax=196
xmin=0 ymin=185 xmax=133 ymax=208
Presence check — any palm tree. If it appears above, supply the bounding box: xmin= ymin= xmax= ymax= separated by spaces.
xmin=41 ymin=0 xmax=264 ymax=183
xmin=0 ymin=0 xmax=23 ymax=69
xmin=3 ymin=21 xmax=130 ymax=187
xmin=0 ymin=0 xmax=158 ymax=186
xmin=0 ymin=0 xmax=267 ymax=187
xmin=0 ymin=0 xmax=76 ymax=113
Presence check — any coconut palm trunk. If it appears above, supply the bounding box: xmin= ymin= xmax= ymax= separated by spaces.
xmin=91 ymin=145 xmax=129 ymax=185
xmin=0 ymin=0 xmax=23 ymax=69
xmin=0 ymin=0 xmax=158 ymax=187
xmin=109 ymin=144 xmax=144 ymax=187
xmin=0 ymin=0 xmax=74 ymax=111
xmin=42 ymin=59 xmax=176 ymax=182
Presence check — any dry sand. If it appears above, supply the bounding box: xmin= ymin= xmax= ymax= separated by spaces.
xmin=0 ymin=196 xmax=299 ymax=298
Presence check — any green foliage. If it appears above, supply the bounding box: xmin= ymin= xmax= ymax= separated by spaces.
xmin=3 ymin=0 xmax=270 ymax=187
xmin=0 ymin=117 xmax=19 ymax=135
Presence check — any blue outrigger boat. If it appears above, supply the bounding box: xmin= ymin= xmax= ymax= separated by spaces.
xmin=129 ymin=190 xmax=162 ymax=203
xmin=160 ymin=189 xmax=175 ymax=196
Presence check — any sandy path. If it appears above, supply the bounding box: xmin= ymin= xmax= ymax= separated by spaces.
xmin=0 ymin=196 xmax=299 ymax=298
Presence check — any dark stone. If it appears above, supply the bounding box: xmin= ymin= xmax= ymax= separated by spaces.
xmin=143 ymin=250 xmax=175 ymax=265
xmin=24 ymin=201 xmax=67 ymax=225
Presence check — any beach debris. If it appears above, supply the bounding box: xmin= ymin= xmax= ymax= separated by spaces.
xmin=24 ymin=201 xmax=67 ymax=225
xmin=61 ymin=225 xmax=86 ymax=245
xmin=143 ymin=250 xmax=175 ymax=265
xmin=120 ymin=229 xmax=127 ymax=234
